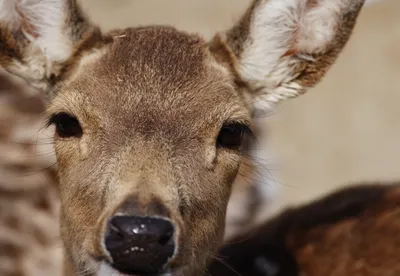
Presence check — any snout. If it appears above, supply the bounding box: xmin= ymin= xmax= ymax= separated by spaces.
xmin=105 ymin=215 xmax=175 ymax=274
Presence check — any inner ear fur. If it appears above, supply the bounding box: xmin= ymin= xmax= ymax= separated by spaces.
xmin=209 ymin=0 xmax=366 ymax=113
xmin=0 ymin=0 xmax=109 ymax=94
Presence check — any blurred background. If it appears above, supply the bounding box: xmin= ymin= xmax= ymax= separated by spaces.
xmin=1 ymin=1 xmax=399 ymax=275
xmin=79 ymin=0 xmax=400 ymax=211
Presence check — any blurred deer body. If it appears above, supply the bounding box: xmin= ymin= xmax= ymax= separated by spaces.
xmin=0 ymin=0 xmax=367 ymax=275
xmin=0 ymin=70 xmax=62 ymax=276
xmin=210 ymin=183 xmax=400 ymax=276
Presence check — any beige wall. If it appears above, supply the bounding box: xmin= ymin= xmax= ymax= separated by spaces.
xmin=80 ymin=0 xmax=400 ymax=209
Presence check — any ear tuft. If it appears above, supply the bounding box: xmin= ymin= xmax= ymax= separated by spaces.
xmin=0 ymin=0 xmax=105 ymax=92
xmin=210 ymin=0 xmax=366 ymax=114
xmin=1 ymin=0 xmax=72 ymax=62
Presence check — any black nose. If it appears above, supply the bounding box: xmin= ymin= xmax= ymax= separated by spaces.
xmin=105 ymin=216 xmax=175 ymax=274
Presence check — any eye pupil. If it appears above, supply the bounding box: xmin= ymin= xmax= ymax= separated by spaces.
xmin=217 ymin=123 xmax=250 ymax=150
xmin=49 ymin=113 xmax=82 ymax=138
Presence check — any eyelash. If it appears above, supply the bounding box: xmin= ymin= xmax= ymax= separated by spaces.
xmin=46 ymin=112 xmax=83 ymax=138
xmin=216 ymin=122 xmax=255 ymax=151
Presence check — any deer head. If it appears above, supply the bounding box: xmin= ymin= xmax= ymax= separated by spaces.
xmin=0 ymin=0 xmax=366 ymax=275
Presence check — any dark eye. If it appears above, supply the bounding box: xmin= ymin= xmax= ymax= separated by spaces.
xmin=217 ymin=122 xmax=253 ymax=150
xmin=47 ymin=112 xmax=82 ymax=138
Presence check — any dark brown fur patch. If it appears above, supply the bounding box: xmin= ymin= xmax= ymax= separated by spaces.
xmin=208 ymin=183 xmax=400 ymax=276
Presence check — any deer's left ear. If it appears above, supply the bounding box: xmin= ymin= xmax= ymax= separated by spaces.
xmin=0 ymin=0 xmax=107 ymax=93
xmin=209 ymin=0 xmax=366 ymax=114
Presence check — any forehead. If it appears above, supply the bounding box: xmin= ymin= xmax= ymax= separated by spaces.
xmin=55 ymin=27 xmax=249 ymax=135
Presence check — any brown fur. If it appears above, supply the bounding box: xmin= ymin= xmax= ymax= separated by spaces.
xmin=0 ymin=1 xmax=367 ymax=275
xmin=209 ymin=183 xmax=400 ymax=276
xmin=53 ymin=27 xmax=245 ymax=276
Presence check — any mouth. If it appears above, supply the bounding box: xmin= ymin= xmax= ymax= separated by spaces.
xmin=98 ymin=262 xmax=176 ymax=276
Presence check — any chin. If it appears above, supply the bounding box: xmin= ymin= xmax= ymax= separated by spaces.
xmin=97 ymin=262 xmax=177 ymax=276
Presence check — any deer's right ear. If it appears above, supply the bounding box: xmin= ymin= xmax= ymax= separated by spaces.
xmin=0 ymin=0 xmax=107 ymax=94
xmin=209 ymin=0 xmax=366 ymax=115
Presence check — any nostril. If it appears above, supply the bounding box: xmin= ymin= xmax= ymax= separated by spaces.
xmin=105 ymin=216 xmax=176 ymax=274
xmin=109 ymin=220 xmax=125 ymax=238
xmin=158 ymin=230 xmax=174 ymax=246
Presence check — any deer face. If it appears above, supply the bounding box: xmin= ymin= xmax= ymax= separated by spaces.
xmin=51 ymin=27 xmax=252 ymax=275
xmin=0 ymin=0 xmax=366 ymax=275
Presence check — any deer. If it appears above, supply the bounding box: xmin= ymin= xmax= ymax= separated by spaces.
xmin=0 ymin=0 xmax=368 ymax=275
xmin=209 ymin=182 xmax=400 ymax=276
xmin=0 ymin=60 xmax=271 ymax=276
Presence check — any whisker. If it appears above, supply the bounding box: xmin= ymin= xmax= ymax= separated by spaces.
xmin=209 ymin=255 xmax=243 ymax=276
xmin=15 ymin=161 xmax=58 ymax=177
